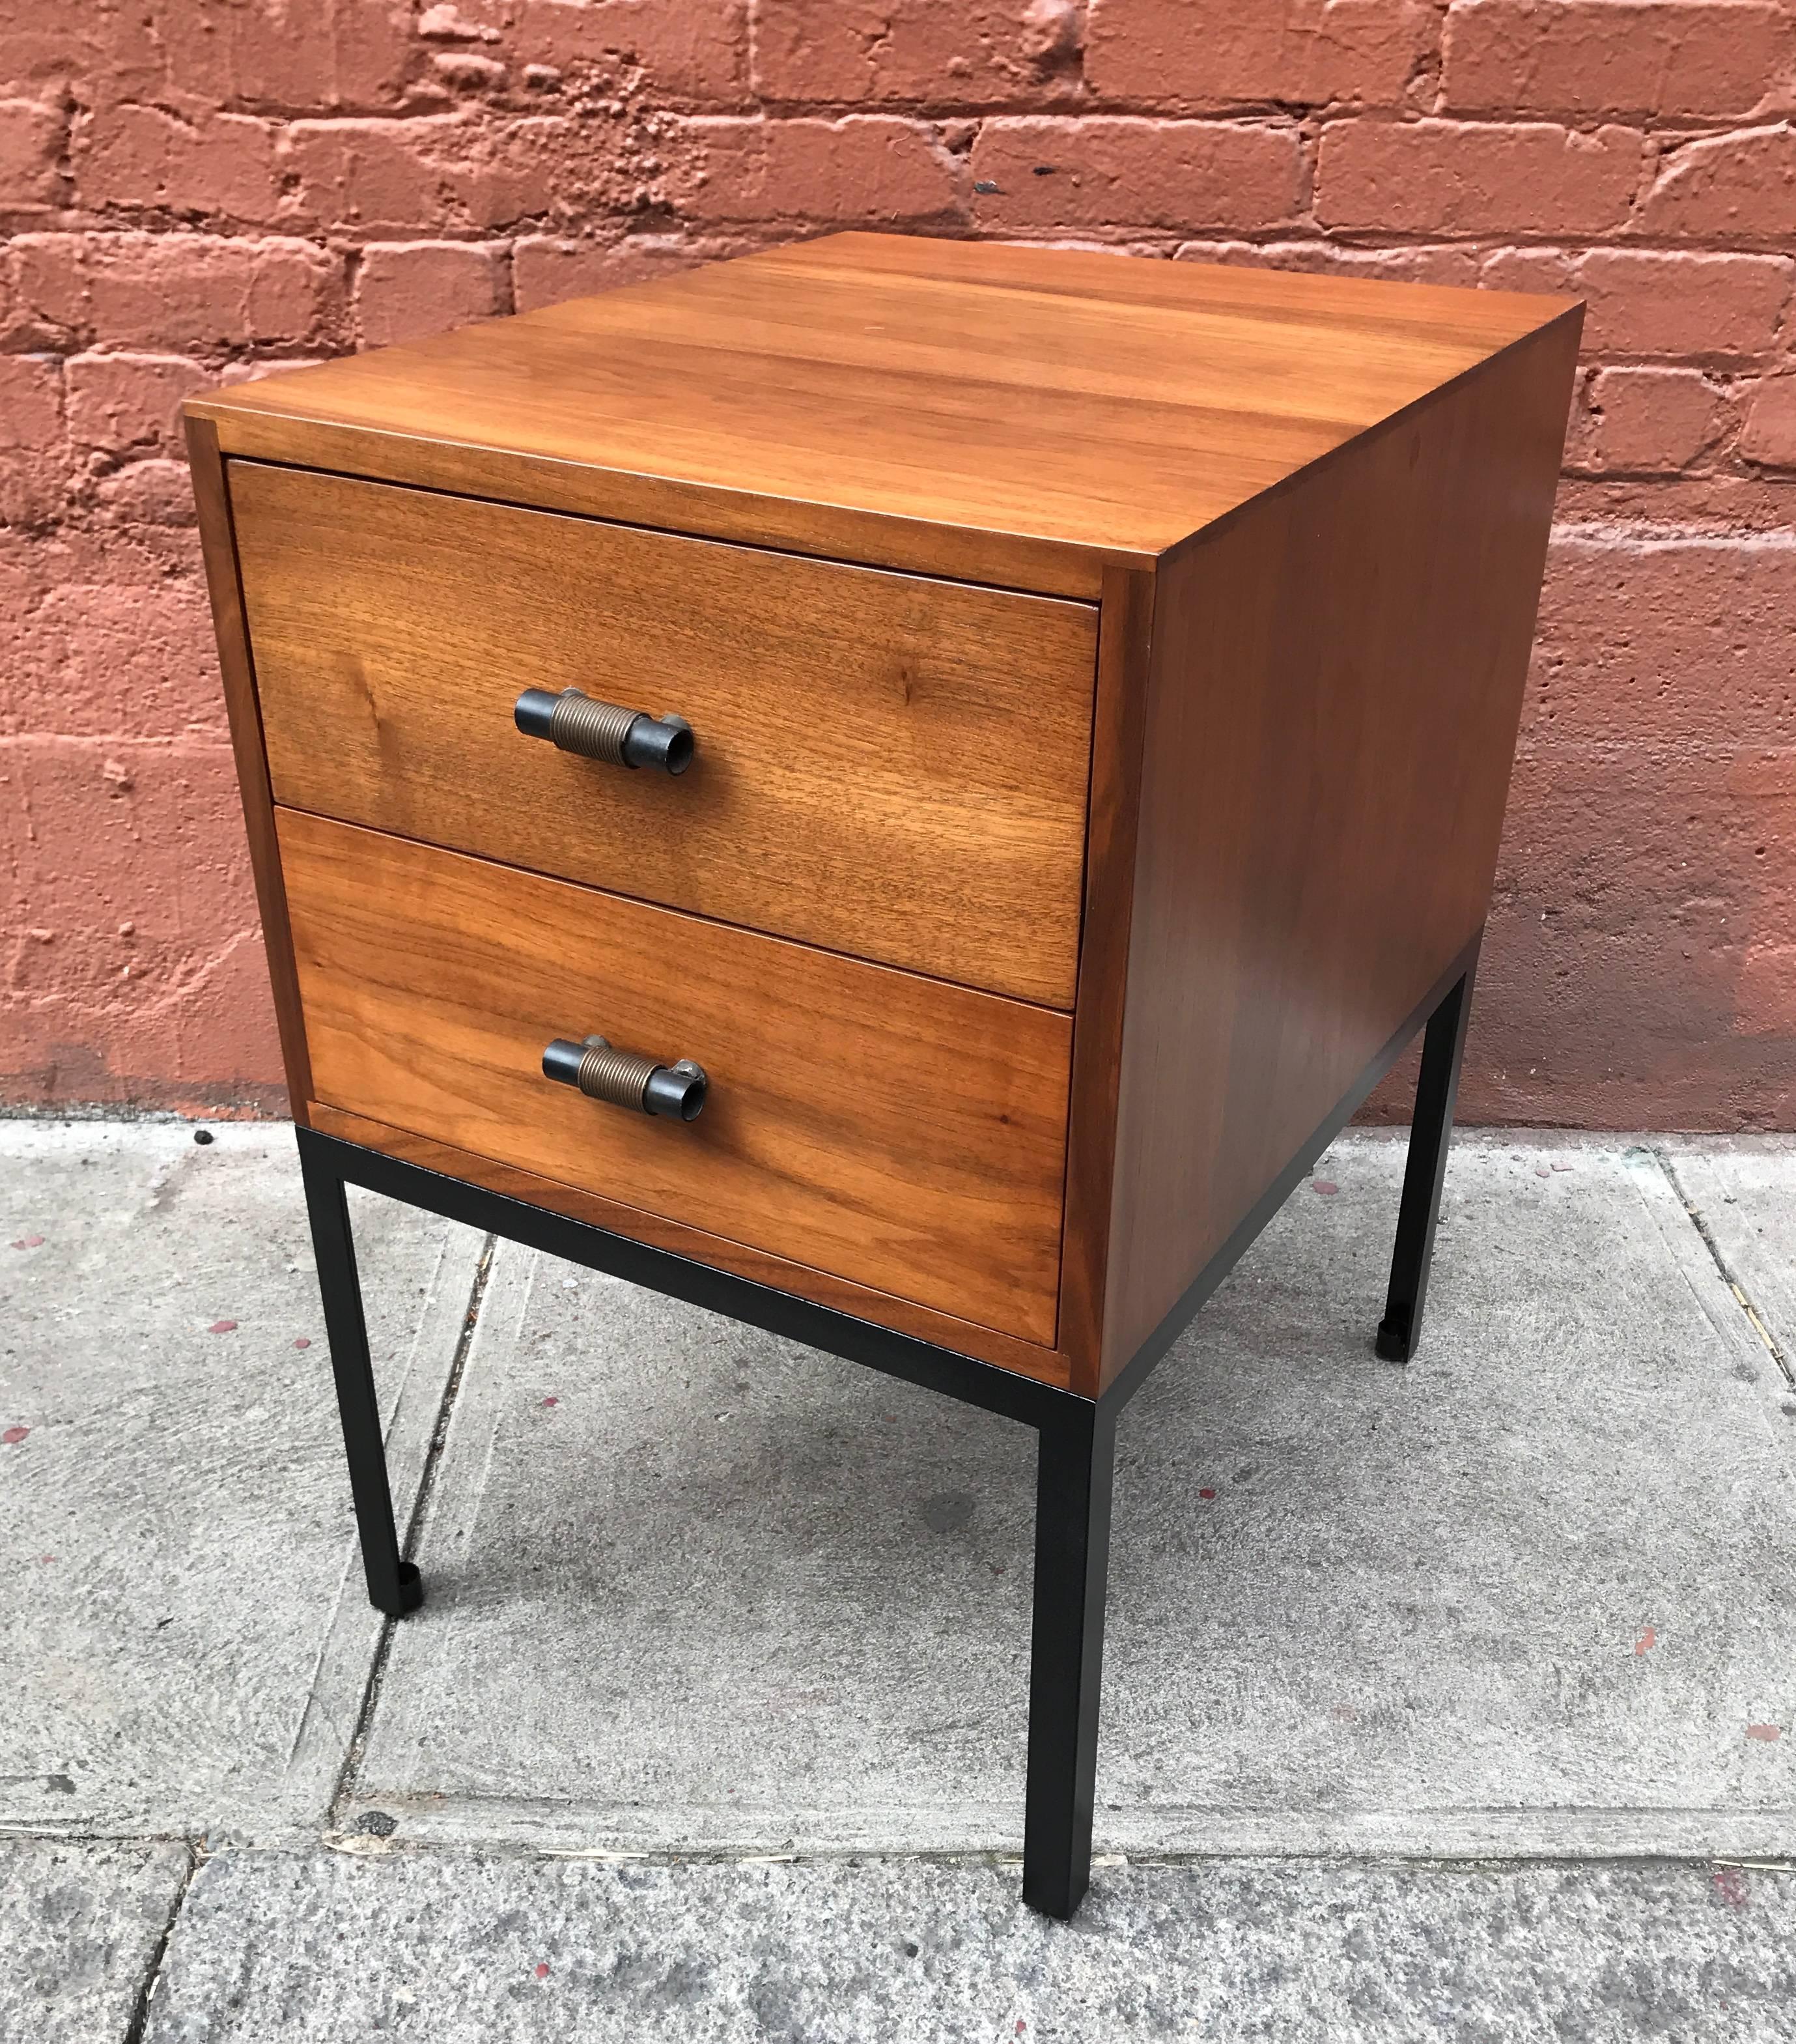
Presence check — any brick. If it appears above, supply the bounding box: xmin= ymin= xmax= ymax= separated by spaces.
xmin=511 ymin=232 xmax=756 ymax=308
xmin=40 ymin=235 xmax=344 ymax=351
xmin=78 ymin=106 xmax=279 ymax=223
xmin=65 ymin=353 xmax=211 ymax=459
xmin=1317 ymin=118 xmax=1642 ymax=235
xmin=1567 ymin=366 xmax=1731 ymax=475
xmin=1642 ymin=126 xmax=1796 ymax=243
xmin=670 ymin=116 xmax=959 ymax=225
xmin=1558 ymin=476 xmax=1796 ymax=533
xmin=356 ymin=240 xmax=509 ymax=347
xmin=0 ymin=530 xmax=219 ymax=737
xmin=1577 ymin=250 xmax=1793 ymax=361
xmin=1481 ymin=248 xmax=1793 ymax=360
xmin=1741 ymin=373 xmax=1796 ymax=469
xmin=0 ymin=354 xmax=63 ymax=526
xmin=971 ymin=117 xmax=1303 ymax=232
xmin=107 ymin=236 xmax=341 ymax=350
xmin=92 ymin=457 xmax=195 ymax=526
xmin=0 ymin=5 xmax=175 ymax=103
xmin=1471 ymin=244 xmax=1577 ymax=298
xmin=1176 ymin=237 xmax=1481 ymax=289
xmin=1477 ymin=743 xmax=1796 ymax=1128
xmin=501 ymin=0 xmax=748 ymax=101
xmin=144 ymin=0 xmax=414 ymax=114
xmin=0 ymin=736 xmax=283 ymax=1107
xmin=281 ymin=115 xmax=600 ymax=238
xmin=1 ymin=233 xmax=84 ymax=348
xmin=0 ymin=97 xmax=64 ymax=208
xmin=0 ymin=9 xmax=111 ymax=93
xmin=3 ymin=3 xmax=410 ymax=111
xmin=1524 ymin=532 xmax=1796 ymax=749
xmin=419 ymin=0 xmax=748 ymax=101
xmin=1443 ymin=1 xmax=1788 ymax=121
xmin=1086 ymin=0 xmax=1432 ymax=109
xmin=280 ymin=119 xmax=443 ymax=235
xmin=0 ymin=352 xmax=60 ymax=452
xmin=753 ymin=0 xmax=1085 ymax=106
xmin=514 ymin=235 xmax=676 ymax=306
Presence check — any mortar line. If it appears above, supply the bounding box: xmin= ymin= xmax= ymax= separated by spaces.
xmin=326 ymin=1232 xmax=498 ymax=1830
xmin=120 ymin=1839 xmax=203 ymax=2044
xmin=1651 ymin=1147 xmax=1795 ymax=1389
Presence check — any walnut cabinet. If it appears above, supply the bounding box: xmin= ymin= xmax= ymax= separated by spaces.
xmin=187 ymin=233 xmax=1579 ymax=1918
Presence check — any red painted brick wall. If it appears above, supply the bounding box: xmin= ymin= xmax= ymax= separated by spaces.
xmin=2 ymin=1 xmax=1792 ymax=1126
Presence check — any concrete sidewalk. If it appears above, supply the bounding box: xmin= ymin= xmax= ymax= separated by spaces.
xmin=3 ymin=1120 xmax=1793 ymax=2040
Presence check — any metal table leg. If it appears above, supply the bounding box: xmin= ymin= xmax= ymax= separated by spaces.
xmin=1377 ymin=939 xmax=1481 ymax=1363
xmin=299 ymin=1137 xmax=423 ymax=1618
xmin=1022 ymin=1397 xmax=1117 ymax=1919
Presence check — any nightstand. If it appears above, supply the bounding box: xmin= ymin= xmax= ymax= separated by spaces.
xmin=186 ymin=233 xmax=1579 ymax=1918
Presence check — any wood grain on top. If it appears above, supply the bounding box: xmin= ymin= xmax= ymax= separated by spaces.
xmin=188 ymin=233 xmax=1577 ymax=597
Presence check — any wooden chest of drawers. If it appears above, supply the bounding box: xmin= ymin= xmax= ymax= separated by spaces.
xmin=186 ymin=233 xmax=1579 ymax=1916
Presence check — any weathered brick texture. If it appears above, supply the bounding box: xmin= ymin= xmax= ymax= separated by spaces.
xmin=670 ymin=115 xmax=961 ymax=224
xmin=754 ymin=0 xmax=1089 ymax=104
xmin=356 ymin=240 xmax=511 ymax=347
xmin=1441 ymin=1 xmax=1791 ymax=121
xmin=1084 ymin=0 xmax=1434 ymax=109
xmin=970 ymin=117 xmax=1303 ymax=231
xmin=3 ymin=0 xmax=1793 ymax=1124
xmin=1317 ymin=119 xmax=1644 ymax=235
xmin=1741 ymin=372 xmax=1796 ymax=466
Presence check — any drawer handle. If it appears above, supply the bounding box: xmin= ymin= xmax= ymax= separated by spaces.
xmin=542 ymin=1034 xmax=708 ymax=1122
xmin=514 ymin=688 xmax=694 ymax=775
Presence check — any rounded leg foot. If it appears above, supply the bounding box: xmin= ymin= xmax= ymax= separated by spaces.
xmin=371 ymin=1560 xmax=425 ymax=1617
xmin=1374 ymin=1312 xmax=1412 ymax=1363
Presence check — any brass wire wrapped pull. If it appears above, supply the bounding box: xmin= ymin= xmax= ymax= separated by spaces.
xmin=514 ymin=688 xmax=694 ymax=774
xmin=541 ymin=1034 xmax=708 ymax=1122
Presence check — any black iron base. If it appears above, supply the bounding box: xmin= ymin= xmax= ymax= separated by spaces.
xmin=298 ymin=930 xmax=1480 ymax=1920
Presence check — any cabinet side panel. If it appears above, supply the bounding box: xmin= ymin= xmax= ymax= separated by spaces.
xmin=182 ymin=414 xmax=313 ymax=1116
xmin=1101 ymin=313 xmax=1582 ymax=1384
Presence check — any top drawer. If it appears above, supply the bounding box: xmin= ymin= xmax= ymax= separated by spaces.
xmin=229 ymin=463 xmax=1099 ymax=1008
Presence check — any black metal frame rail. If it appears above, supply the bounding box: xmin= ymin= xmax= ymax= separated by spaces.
xmin=297 ymin=927 xmax=1481 ymax=1920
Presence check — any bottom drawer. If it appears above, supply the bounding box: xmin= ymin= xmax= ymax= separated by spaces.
xmin=278 ymin=811 xmax=1072 ymax=1344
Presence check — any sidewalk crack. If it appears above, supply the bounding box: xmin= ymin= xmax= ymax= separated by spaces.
xmin=122 ymin=1841 xmax=203 ymax=2044
xmin=328 ymin=1232 xmax=498 ymax=1828
xmin=1653 ymin=1148 xmax=1795 ymax=1389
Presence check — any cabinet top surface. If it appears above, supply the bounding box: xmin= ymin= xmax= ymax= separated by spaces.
xmin=193 ymin=233 xmax=1577 ymax=567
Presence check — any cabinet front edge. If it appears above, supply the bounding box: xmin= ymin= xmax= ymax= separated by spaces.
xmin=186 ymin=399 xmax=1149 ymax=602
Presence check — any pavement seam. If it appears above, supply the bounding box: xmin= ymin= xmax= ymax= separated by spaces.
xmin=326 ymin=1232 xmax=497 ymax=1832
xmin=120 ymin=1839 xmax=203 ymax=2044
xmin=256 ymin=1837 xmax=1796 ymax=1875
xmin=1652 ymin=1147 xmax=1796 ymax=1389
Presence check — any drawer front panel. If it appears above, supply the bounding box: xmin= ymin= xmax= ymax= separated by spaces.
xmin=279 ymin=811 xmax=1071 ymax=1345
xmin=236 ymin=462 xmax=1099 ymax=1008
